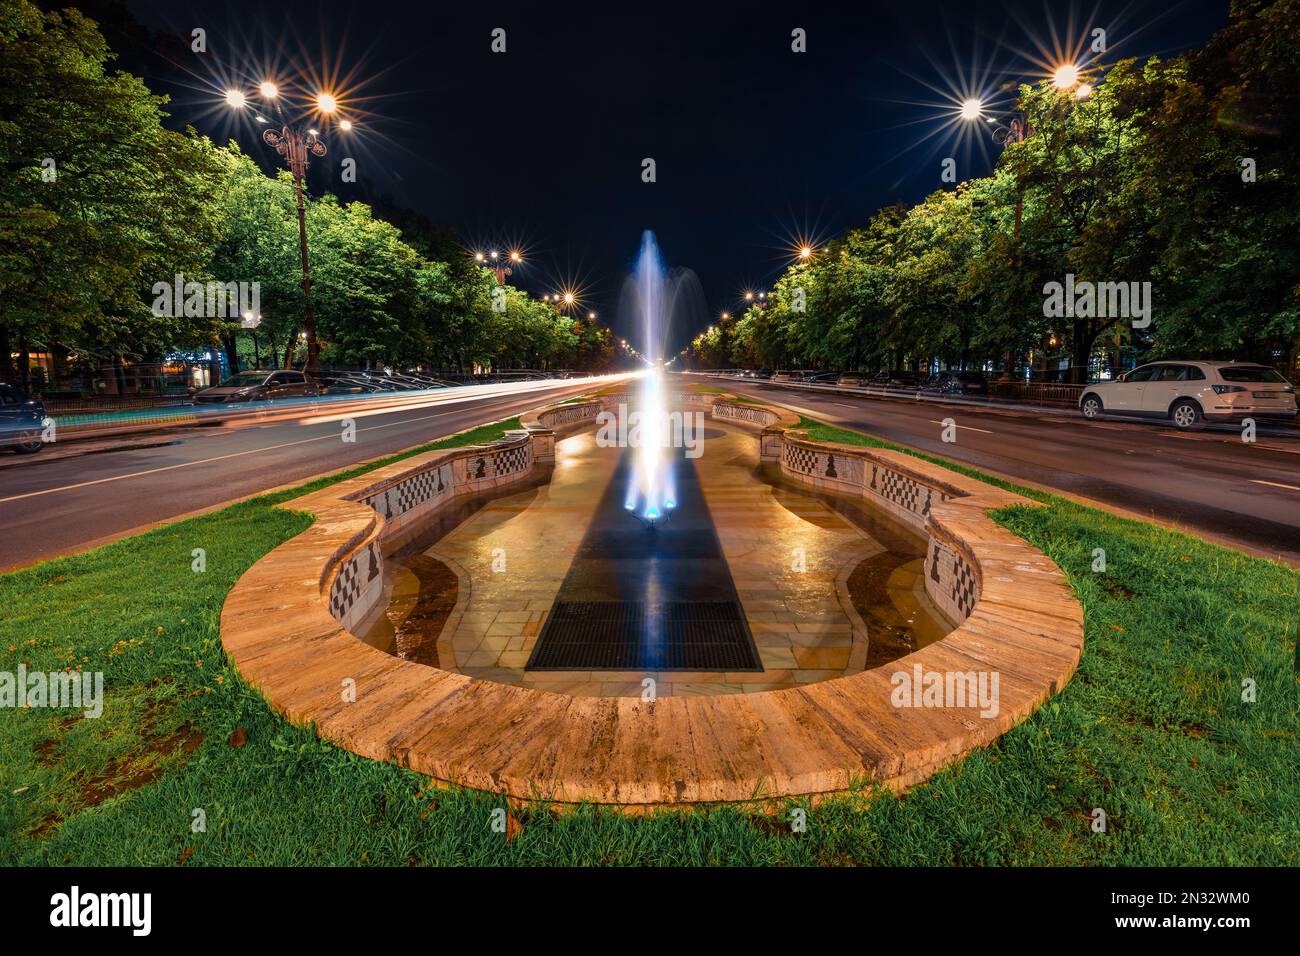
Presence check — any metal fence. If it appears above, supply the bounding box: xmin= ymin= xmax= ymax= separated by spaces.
xmin=988 ymin=382 xmax=1087 ymax=406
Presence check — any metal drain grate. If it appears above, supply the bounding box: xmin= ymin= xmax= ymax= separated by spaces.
xmin=526 ymin=601 xmax=763 ymax=671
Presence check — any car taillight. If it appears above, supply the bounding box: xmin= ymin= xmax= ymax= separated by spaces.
xmin=1211 ymin=384 xmax=1247 ymax=394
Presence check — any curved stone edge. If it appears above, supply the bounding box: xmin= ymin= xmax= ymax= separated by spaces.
xmin=220 ymin=390 xmax=1083 ymax=807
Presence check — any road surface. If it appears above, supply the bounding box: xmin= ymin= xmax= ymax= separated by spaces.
xmin=0 ymin=377 xmax=630 ymax=571
xmin=704 ymin=376 xmax=1300 ymax=566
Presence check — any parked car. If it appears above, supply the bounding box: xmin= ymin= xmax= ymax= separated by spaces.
xmin=887 ymin=370 xmax=923 ymax=389
xmin=1079 ymin=361 xmax=1297 ymax=430
xmin=193 ymin=369 xmax=320 ymax=404
xmin=0 ymin=383 xmax=48 ymax=454
xmin=936 ymin=370 xmax=990 ymax=396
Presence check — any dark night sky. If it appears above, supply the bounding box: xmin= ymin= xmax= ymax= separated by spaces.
xmin=112 ymin=0 xmax=1230 ymax=352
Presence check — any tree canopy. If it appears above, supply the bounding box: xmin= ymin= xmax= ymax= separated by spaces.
xmin=0 ymin=0 xmax=611 ymax=386
xmin=690 ymin=0 xmax=1300 ymax=383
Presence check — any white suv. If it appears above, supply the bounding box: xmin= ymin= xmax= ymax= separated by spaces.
xmin=1079 ymin=361 xmax=1297 ymax=430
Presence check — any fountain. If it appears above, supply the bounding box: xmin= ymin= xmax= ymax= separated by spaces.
xmin=622 ymin=231 xmax=691 ymax=528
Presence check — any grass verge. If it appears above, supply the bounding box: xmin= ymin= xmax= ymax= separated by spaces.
xmin=1 ymin=412 xmax=1296 ymax=865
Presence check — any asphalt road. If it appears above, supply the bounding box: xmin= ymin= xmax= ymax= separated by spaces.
xmin=0 ymin=377 xmax=629 ymax=571
xmin=705 ymin=376 xmax=1300 ymax=566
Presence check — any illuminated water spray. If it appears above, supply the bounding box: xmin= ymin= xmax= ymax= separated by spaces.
xmin=623 ymin=232 xmax=678 ymax=528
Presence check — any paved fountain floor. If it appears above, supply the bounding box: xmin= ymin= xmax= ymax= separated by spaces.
xmin=369 ymin=418 xmax=946 ymax=696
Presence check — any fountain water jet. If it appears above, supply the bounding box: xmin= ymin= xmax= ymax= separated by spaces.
xmin=622 ymin=230 xmax=692 ymax=528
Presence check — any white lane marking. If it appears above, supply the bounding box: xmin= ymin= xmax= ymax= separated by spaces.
xmin=0 ymin=391 xmax=579 ymax=505
xmin=777 ymin=402 xmax=845 ymax=422
xmin=829 ymin=402 xmax=858 ymax=409
xmin=1155 ymin=432 xmax=1300 ymax=453
xmin=928 ymin=420 xmax=994 ymax=434
xmin=1250 ymin=479 xmax=1300 ymax=492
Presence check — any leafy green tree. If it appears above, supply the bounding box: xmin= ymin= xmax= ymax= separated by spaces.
xmin=0 ymin=0 xmax=226 ymax=384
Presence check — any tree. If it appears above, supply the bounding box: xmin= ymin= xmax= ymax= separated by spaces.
xmin=0 ymin=0 xmax=226 ymax=385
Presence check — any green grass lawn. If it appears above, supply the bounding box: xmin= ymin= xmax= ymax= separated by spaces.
xmin=1 ymin=414 xmax=1296 ymax=865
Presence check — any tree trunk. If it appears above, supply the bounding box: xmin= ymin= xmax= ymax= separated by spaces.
xmin=0 ymin=323 xmax=12 ymax=384
xmin=282 ymin=328 xmax=298 ymax=370
xmin=17 ymin=334 xmax=30 ymax=391
xmin=223 ymin=332 xmax=240 ymax=376
xmin=1070 ymin=323 xmax=1095 ymax=384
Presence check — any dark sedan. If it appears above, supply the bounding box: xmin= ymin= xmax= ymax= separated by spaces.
xmin=193 ymin=369 xmax=319 ymax=404
xmin=0 ymin=383 xmax=49 ymax=453
xmin=936 ymin=371 xmax=990 ymax=395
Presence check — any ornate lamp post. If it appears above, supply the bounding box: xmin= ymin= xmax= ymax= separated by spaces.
xmin=262 ymin=124 xmax=326 ymax=377
xmin=474 ymin=249 xmax=523 ymax=284
xmin=961 ymin=69 xmax=1088 ymax=380
xmin=226 ymin=82 xmax=350 ymax=379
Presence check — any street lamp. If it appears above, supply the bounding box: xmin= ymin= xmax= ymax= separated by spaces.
xmin=959 ymin=64 xmax=1090 ymax=381
xmin=1052 ymin=63 xmax=1080 ymax=90
xmin=227 ymin=79 xmax=352 ymax=379
xmin=474 ymin=248 xmax=522 ymax=284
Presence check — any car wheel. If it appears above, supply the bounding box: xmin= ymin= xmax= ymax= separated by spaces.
xmin=1170 ymin=399 xmax=1203 ymax=430
xmin=1080 ymin=395 xmax=1104 ymax=420
xmin=13 ymin=433 xmax=44 ymax=454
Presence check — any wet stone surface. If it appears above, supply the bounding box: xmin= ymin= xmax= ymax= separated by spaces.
xmin=359 ymin=415 xmax=949 ymax=697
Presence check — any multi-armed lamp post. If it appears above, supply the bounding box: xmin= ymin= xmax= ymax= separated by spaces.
xmin=958 ymin=63 xmax=1092 ymax=378
xmin=225 ymin=81 xmax=352 ymax=379
xmin=474 ymin=249 xmax=523 ymax=284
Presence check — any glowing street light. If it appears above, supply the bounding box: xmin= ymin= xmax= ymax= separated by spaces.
xmin=224 ymin=88 xmax=247 ymax=109
xmin=799 ymin=244 xmax=813 ymax=259
xmin=315 ymin=91 xmax=338 ymax=113
xmin=1052 ymin=63 xmax=1080 ymax=90
xmin=959 ymin=97 xmax=984 ymax=121
xmin=259 ymin=80 xmax=279 ymax=99
xmin=473 ymin=247 xmax=522 ymax=283
xmin=563 ymin=292 xmax=575 ymax=305
xmin=1074 ymin=83 xmax=1093 ymax=100
xmin=339 ymin=118 xmax=353 ymax=131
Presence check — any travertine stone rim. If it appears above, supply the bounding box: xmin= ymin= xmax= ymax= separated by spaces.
xmin=220 ymin=393 xmax=1084 ymax=806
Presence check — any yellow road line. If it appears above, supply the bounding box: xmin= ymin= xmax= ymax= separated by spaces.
xmin=1250 ymin=479 xmax=1300 ymax=492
